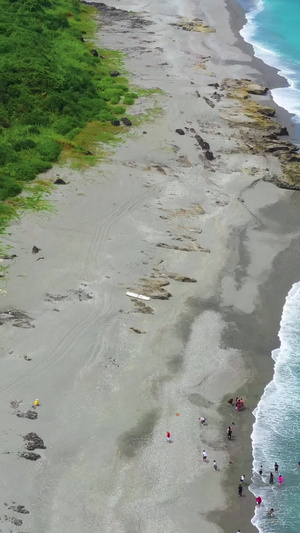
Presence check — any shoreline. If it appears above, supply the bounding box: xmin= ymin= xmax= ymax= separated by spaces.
xmin=0 ymin=0 xmax=300 ymax=532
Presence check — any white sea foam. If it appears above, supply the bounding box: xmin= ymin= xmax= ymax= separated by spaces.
xmin=250 ymin=282 xmax=300 ymax=532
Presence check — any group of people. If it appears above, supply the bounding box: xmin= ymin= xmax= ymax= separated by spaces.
xmin=250 ymin=462 xmax=282 ymax=520
xmin=227 ymin=397 xmax=245 ymax=411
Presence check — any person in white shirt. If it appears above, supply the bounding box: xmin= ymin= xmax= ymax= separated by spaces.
xmin=202 ymin=450 xmax=208 ymax=462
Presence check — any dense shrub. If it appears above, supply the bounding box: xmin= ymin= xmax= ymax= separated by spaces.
xmin=0 ymin=0 xmax=135 ymax=206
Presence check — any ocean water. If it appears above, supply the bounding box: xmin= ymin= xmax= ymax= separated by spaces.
xmin=237 ymin=0 xmax=300 ymax=124
xmin=250 ymin=282 xmax=300 ymax=533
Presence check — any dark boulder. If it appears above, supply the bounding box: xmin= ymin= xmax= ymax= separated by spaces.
xmin=205 ymin=150 xmax=214 ymax=161
xmin=54 ymin=178 xmax=66 ymax=184
xmin=23 ymin=432 xmax=46 ymax=451
xmin=175 ymin=129 xmax=185 ymax=135
xmin=278 ymin=126 xmax=289 ymax=136
xmin=91 ymin=49 xmax=98 ymax=57
xmin=111 ymin=120 xmax=120 ymax=126
xmin=84 ymin=151 xmax=93 ymax=156
xmin=32 ymin=246 xmax=40 ymax=254
xmin=195 ymin=134 xmax=210 ymax=151
xmin=121 ymin=117 xmax=132 ymax=126
xmin=208 ymin=83 xmax=219 ymax=89
xmin=110 ymin=71 xmax=120 ymax=77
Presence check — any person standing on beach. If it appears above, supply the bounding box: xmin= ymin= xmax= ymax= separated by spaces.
xmin=274 ymin=462 xmax=279 ymax=473
xmin=259 ymin=465 xmax=263 ymax=475
xmin=256 ymin=496 xmax=262 ymax=506
xmin=238 ymin=483 xmax=243 ymax=497
xmin=269 ymin=472 xmax=274 ymax=484
xmin=227 ymin=426 xmax=232 ymax=440
xmin=213 ymin=460 xmax=218 ymax=471
xmin=240 ymin=474 xmax=245 ymax=485
xmin=202 ymin=450 xmax=208 ymax=462
xmin=166 ymin=432 xmax=171 ymax=443
xmin=199 ymin=416 xmax=206 ymax=425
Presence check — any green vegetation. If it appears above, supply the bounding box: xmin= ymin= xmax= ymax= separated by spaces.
xmin=0 ymin=0 xmax=142 ymax=228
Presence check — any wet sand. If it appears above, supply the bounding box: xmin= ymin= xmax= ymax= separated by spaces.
xmin=0 ymin=0 xmax=299 ymax=532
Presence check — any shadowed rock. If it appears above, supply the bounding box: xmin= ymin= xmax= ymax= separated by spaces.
xmin=111 ymin=120 xmax=120 ymax=126
xmin=122 ymin=117 xmax=132 ymax=126
xmin=19 ymin=451 xmax=41 ymax=461
xmin=54 ymin=178 xmax=66 ymax=184
xmin=8 ymin=505 xmax=29 ymax=514
xmin=91 ymin=49 xmax=98 ymax=57
xmin=110 ymin=70 xmax=120 ymax=77
xmin=16 ymin=410 xmax=38 ymax=420
xmin=23 ymin=432 xmax=46 ymax=451
xmin=205 ymin=150 xmax=214 ymax=161
xmin=31 ymin=246 xmax=40 ymax=254
xmin=175 ymin=128 xmax=185 ymax=135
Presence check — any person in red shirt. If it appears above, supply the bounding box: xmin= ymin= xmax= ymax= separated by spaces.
xmin=167 ymin=432 xmax=171 ymax=443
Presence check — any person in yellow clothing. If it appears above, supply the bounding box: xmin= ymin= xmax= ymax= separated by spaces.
xmin=34 ymin=399 xmax=39 ymax=406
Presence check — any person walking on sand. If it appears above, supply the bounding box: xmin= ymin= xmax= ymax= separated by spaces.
xmin=213 ymin=460 xmax=218 ymax=471
xmin=227 ymin=426 xmax=232 ymax=440
xmin=199 ymin=416 xmax=206 ymax=425
xmin=259 ymin=465 xmax=263 ymax=475
xmin=240 ymin=474 xmax=245 ymax=485
xmin=274 ymin=462 xmax=279 ymax=473
xmin=202 ymin=450 xmax=208 ymax=462
xmin=166 ymin=432 xmax=171 ymax=443
xmin=269 ymin=472 xmax=274 ymax=484
xmin=238 ymin=483 xmax=243 ymax=497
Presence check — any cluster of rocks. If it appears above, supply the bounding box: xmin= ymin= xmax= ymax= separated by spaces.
xmin=83 ymin=2 xmax=153 ymax=29
xmin=170 ymin=17 xmax=215 ymax=33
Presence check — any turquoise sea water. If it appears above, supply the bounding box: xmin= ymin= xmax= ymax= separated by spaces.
xmin=235 ymin=2 xmax=300 ymax=532
xmin=238 ymin=0 xmax=300 ymax=123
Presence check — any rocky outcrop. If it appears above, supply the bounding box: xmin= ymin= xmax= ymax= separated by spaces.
xmin=171 ymin=17 xmax=215 ymax=33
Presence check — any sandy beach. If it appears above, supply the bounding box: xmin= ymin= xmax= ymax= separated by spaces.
xmin=1 ymin=0 xmax=300 ymax=532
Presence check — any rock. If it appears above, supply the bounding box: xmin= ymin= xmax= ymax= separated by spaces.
xmin=167 ymin=273 xmax=197 ymax=282
xmin=264 ymin=142 xmax=297 ymax=153
xmin=31 ymin=246 xmax=40 ymax=254
xmin=16 ymin=410 xmax=38 ymax=420
xmin=246 ymin=82 xmax=269 ymax=95
xmin=91 ymin=49 xmax=98 ymax=57
xmin=121 ymin=117 xmax=132 ymax=126
xmin=110 ymin=70 xmax=120 ymax=77
xmin=1 ymin=254 xmax=17 ymax=259
xmin=278 ymin=126 xmax=289 ymax=136
xmin=84 ymin=151 xmax=93 ymax=156
xmin=258 ymin=106 xmax=276 ymax=117
xmin=175 ymin=129 xmax=185 ymax=135
xmin=23 ymin=432 xmax=46 ymax=450
xmin=19 ymin=451 xmax=41 ymax=461
xmin=4 ymin=515 xmax=23 ymax=526
xmin=8 ymin=505 xmax=29 ymax=514
xmin=54 ymin=178 xmax=66 ymax=184
xmin=195 ymin=90 xmax=201 ymax=97
xmin=80 ymin=36 xmax=85 ymax=42
xmin=208 ymin=83 xmax=219 ymax=89
xmin=111 ymin=120 xmax=120 ymax=126
xmin=205 ymin=150 xmax=214 ymax=160
xmin=195 ymin=134 xmax=210 ymax=150
xmin=24 ymin=355 xmax=32 ymax=361
xmin=203 ymin=96 xmax=215 ymax=108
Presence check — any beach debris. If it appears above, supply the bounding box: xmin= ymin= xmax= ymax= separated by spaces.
xmin=133 ymin=300 xmax=154 ymax=314
xmin=176 ymin=413 xmax=180 ymax=416
xmin=129 ymin=327 xmax=146 ymax=334
xmin=121 ymin=117 xmax=132 ymax=126
xmin=10 ymin=400 xmax=22 ymax=409
xmin=45 ymin=293 xmax=67 ymax=302
xmin=0 ymin=254 xmax=17 ymax=260
xmin=4 ymin=515 xmax=23 ymax=526
xmin=24 ymin=355 xmax=32 ymax=361
xmin=126 ymin=291 xmax=150 ymax=301
xmin=16 ymin=410 xmax=38 ymax=420
xmin=208 ymin=82 xmax=219 ymax=89
xmin=195 ymin=90 xmax=201 ymax=97
xmin=8 ymin=504 xmax=29 ymax=514
xmin=175 ymin=128 xmax=185 ymax=135
xmin=156 ymin=242 xmax=210 ymax=252
xmin=171 ymin=17 xmax=215 ymax=33
xmin=0 ymin=309 xmax=34 ymax=328
xmin=31 ymin=245 xmax=41 ymax=254
xmin=23 ymin=432 xmax=46 ymax=451
xmin=19 ymin=451 xmax=41 ymax=461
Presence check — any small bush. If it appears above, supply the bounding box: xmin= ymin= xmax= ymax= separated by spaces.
xmin=37 ymin=139 xmax=61 ymax=161
xmin=13 ymin=139 xmax=36 ymax=152
xmin=0 ymin=178 xmax=22 ymax=201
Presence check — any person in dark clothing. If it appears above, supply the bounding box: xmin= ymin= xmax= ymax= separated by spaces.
xmin=269 ymin=472 xmax=274 ymax=484
xmin=238 ymin=483 xmax=243 ymax=497
xmin=227 ymin=426 xmax=232 ymax=440
xmin=274 ymin=462 xmax=279 ymax=473
xmin=259 ymin=465 xmax=263 ymax=475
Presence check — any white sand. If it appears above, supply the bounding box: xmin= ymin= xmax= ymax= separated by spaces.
xmin=0 ymin=0 xmax=295 ymax=532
